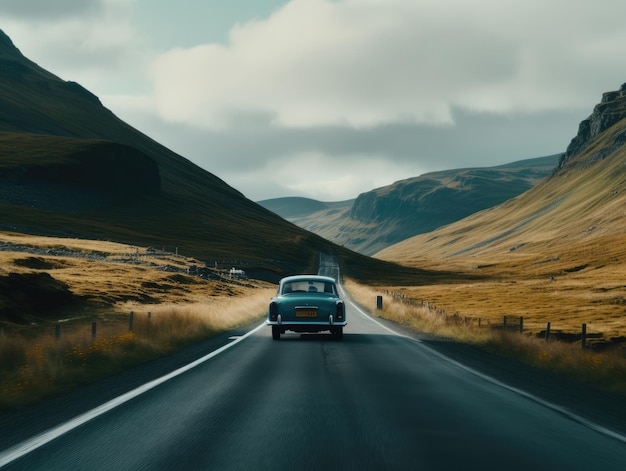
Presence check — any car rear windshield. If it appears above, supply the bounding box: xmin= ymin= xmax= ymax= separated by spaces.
xmin=282 ymin=280 xmax=336 ymax=295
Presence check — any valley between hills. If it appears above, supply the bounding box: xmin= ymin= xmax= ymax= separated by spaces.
xmin=265 ymin=83 xmax=626 ymax=354
xmin=2 ymin=23 xmax=626 ymax=405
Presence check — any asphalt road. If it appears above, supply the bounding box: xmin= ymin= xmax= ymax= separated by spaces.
xmin=2 ymin=287 xmax=626 ymax=469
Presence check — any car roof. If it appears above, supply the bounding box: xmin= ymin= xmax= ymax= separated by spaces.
xmin=280 ymin=275 xmax=336 ymax=284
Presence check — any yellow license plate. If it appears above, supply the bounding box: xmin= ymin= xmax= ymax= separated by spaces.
xmin=296 ymin=309 xmax=317 ymax=317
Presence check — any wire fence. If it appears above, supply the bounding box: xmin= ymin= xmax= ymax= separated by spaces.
xmin=379 ymin=291 xmax=601 ymax=350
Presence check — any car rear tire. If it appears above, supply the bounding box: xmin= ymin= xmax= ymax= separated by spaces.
xmin=272 ymin=325 xmax=281 ymax=340
xmin=332 ymin=327 xmax=343 ymax=341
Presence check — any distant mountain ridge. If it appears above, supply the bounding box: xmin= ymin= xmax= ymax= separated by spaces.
xmin=260 ymin=155 xmax=558 ymax=255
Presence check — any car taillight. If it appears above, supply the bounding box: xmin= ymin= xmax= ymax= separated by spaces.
xmin=336 ymin=301 xmax=344 ymax=321
xmin=269 ymin=302 xmax=278 ymax=321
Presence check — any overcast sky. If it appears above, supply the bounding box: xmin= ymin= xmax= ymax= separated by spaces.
xmin=2 ymin=0 xmax=626 ymax=201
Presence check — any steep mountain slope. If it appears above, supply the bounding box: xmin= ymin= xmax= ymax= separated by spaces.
xmin=378 ymin=83 xmax=626 ymax=269
xmin=0 ymin=29 xmax=422 ymax=282
xmin=370 ymin=84 xmax=626 ymax=346
xmin=261 ymin=156 xmax=557 ymax=255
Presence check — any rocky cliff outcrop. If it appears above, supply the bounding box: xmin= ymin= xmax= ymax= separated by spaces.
xmin=556 ymin=83 xmax=626 ymax=172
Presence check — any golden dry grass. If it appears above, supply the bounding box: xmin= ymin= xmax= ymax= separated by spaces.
xmin=376 ymin=147 xmax=626 ymax=347
xmin=374 ymin=233 xmax=626 ymax=346
xmin=344 ymin=279 xmax=626 ymax=393
xmin=0 ymin=231 xmax=269 ymax=311
xmin=0 ymin=231 xmax=275 ymax=408
xmin=345 ymin=280 xmax=490 ymax=343
xmin=0 ymin=289 xmax=275 ymax=409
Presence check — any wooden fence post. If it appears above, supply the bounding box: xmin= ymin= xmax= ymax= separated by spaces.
xmin=129 ymin=311 xmax=134 ymax=333
xmin=519 ymin=317 xmax=524 ymax=333
xmin=545 ymin=322 xmax=551 ymax=341
xmin=376 ymin=296 xmax=383 ymax=310
xmin=582 ymin=323 xmax=587 ymax=349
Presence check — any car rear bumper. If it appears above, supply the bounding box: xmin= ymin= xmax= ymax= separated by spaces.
xmin=266 ymin=320 xmax=346 ymax=333
xmin=266 ymin=320 xmax=347 ymax=326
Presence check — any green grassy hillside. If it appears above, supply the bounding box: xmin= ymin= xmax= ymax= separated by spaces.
xmin=263 ymin=155 xmax=558 ymax=255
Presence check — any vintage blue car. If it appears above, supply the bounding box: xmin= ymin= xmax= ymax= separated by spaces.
xmin=267 ymin=275 xmax=346 ymax=340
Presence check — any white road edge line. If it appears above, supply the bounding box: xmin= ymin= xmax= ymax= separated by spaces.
xmin=0 ymin=322 xmax=266 ymax=468
xmin=345 ymin=290 xmax=626 ymax=445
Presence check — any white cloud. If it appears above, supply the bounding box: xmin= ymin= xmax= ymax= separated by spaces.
xmin=149 ymin=0 xmax=626 ymax=131
xmin=2 ymin=0 xmax=625 ymax=202
xmin=225 ymin=151 xmax=427 ymax=201
xmin=1 ymin=0 xmax=147 ymax=93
